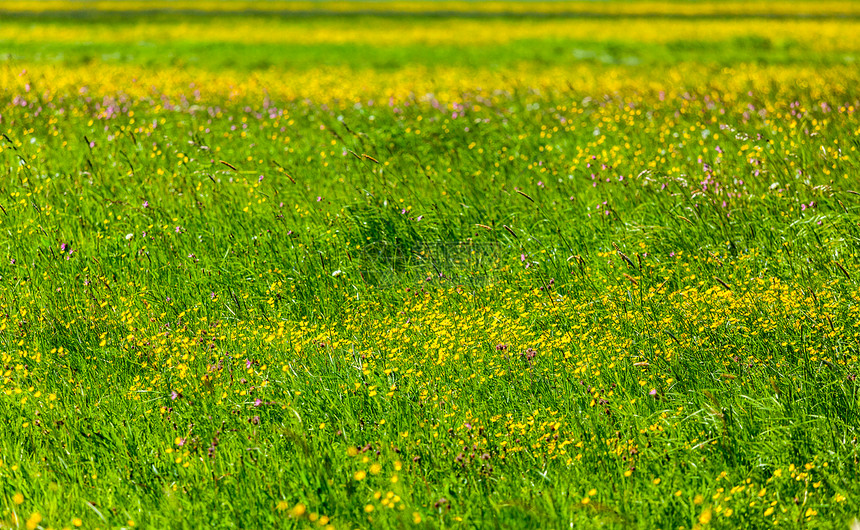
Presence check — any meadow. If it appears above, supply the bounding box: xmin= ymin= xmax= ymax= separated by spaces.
xmin=1 ymin=2 xmax=860 ymax=528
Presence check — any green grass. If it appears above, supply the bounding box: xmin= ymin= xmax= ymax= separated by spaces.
xmin=0 ymin=9 xmax=859 ymax=530
xmin=1 ymin=15 xmax=857 ymax=71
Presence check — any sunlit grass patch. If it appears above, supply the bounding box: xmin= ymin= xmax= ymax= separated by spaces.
xmin=1 ymin=4 xmax=859 ymax=529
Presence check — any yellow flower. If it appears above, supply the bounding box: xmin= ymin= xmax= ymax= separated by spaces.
xmin=699 ymin=508 xmax=712 ymax=525
xmin=764 ymin=507 xmax=774 ymax=516
xmin=365 ymin=504 xmax=375 ymax=513
xmin=25 ymin=513 xmax=41 ymax=530
xmin=581 ymin=497 xmax=590 ymax=505
xmin=12 ymin=492 xmax=24 ymax=505
xmin=276 ymin=500 xmax=289 ymax=511
xmin=369 ymin=463 xmax=382 ymax=475
xmin=354 ymin=470 xmax=367 ymax=481
xmin=290 ymin=503 xmax=306 ymax=517
xmin=72 ymin=517 xmax=83 ymax=527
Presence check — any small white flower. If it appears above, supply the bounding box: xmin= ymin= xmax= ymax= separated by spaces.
xmin=125 ymin=233 xmax=134 ymax=240
xmin=332 ymin=270 xmax=343 ymax=277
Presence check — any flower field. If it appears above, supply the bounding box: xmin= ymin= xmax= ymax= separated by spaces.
xmin=1 ymin=2 xmax=860 ymax=528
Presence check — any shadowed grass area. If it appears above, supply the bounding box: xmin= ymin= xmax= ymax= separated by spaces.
xmin=1 ymin=0 xmax=859 ymax=17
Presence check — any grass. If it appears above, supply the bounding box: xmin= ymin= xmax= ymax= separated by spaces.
xmin=0 ymin=4 xmax=859 ymax=530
